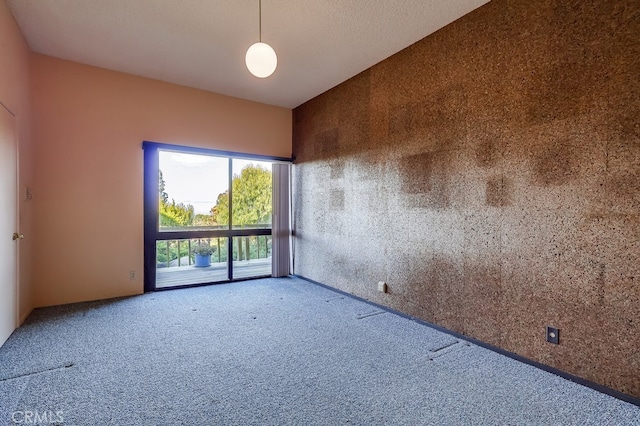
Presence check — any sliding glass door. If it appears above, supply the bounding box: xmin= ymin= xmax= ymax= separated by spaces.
xmin=230 ymin=159 xmax=273 ymax=279
xmin=155 ymin=151 xmax=230 ymax=288
xmin=143 ymin=142 xmax=290 ymax=291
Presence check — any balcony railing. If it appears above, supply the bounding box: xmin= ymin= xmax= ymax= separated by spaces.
xmin=156 ymin=236 xmax=271 ymax=268
xmin=155 ymin=236 xmax=272 ymax=288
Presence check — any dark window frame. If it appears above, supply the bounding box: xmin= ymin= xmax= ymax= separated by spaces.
xmin=142 ymin=141 xmax=292 ymax=292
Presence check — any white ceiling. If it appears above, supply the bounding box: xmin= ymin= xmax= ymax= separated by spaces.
xmin=7 ymin=0 xmax=489 ymax=108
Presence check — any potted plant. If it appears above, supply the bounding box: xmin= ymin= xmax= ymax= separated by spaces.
xmin=193 ymin=244 xmax=213 ymax=267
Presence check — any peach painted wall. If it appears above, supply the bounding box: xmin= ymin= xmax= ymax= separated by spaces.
xmin=30 ymin=55 xmax=291 ymax=307
xmin=0 ymin=0 xmax=35 ymax=323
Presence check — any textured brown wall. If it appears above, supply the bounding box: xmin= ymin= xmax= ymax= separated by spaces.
xmin=292 ymin=0 xmax=640 ymax=398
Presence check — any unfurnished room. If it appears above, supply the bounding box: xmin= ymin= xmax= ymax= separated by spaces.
xmin=0 ymin=0 xmax=639 ymax=424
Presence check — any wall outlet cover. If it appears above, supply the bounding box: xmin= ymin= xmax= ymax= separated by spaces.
xmin=546 ymin=326 xmax=560 ymax=344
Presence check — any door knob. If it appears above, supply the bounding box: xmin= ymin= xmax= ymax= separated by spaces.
xmin=12 ymin=233 xmax=24 ymax=241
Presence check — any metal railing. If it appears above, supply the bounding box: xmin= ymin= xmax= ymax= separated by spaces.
xmin=156 ymin=235 xmax=272 ymax=268
xmin=159 ymin=223 xmax=272 ymax=233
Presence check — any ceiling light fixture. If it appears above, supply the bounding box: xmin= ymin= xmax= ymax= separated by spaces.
xmin=245 ymin=0 xmax=277 ymax=78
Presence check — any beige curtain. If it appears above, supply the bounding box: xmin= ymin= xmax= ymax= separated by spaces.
xmin=272 ymin=163 xmax=291 ymax=277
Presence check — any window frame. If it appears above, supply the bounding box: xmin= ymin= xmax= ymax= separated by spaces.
xmin=142 ymin=141 xmax=291 ymax=292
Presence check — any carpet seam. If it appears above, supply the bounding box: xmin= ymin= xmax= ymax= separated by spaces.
xmin=0 ymin=362 xmax=75 ymax=382
xmin=356 ymin=311 xmax=387 ymax=320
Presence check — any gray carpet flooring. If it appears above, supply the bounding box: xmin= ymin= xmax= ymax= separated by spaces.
xmin=1 ymin=277 xmax=638 ymax=425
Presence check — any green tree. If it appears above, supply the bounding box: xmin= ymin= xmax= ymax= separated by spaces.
xmin=212 ymin=165 xmax=271 ymax=227
xmin=160 ymin=200 xmax=194 ymax=227
xmin=159 ymin=170 xmax=169 ymax=204
xmin=194 ymin=213 xmax=216 ymax=227
xmin=158 ymin=169 xmax=194 ymax=227
xmin=212 ymin=191 xmax=229 ymax=226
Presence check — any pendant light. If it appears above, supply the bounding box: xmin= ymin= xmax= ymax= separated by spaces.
xmin=245 ymin=0 xmax=277 ymax=78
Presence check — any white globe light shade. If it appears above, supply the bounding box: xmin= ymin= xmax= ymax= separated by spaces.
xmin=245 ymin=42 xmax=277 ymax=78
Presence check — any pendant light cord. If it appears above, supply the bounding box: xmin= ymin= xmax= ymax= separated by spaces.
xmin=259 ymin=0 xmax=262 ymax=42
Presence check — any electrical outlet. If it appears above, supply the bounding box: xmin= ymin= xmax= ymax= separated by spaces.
xmin=129 ymin=271 xmax=136 ymax=281
xmin=546 ymin=326 xmax=559 ymax=344
xmin=21 ymin=185 xmax=32 ymax=201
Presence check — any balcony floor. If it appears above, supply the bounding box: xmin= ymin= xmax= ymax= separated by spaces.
xmin=156 ymin=258 xmax=271 ymax=288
